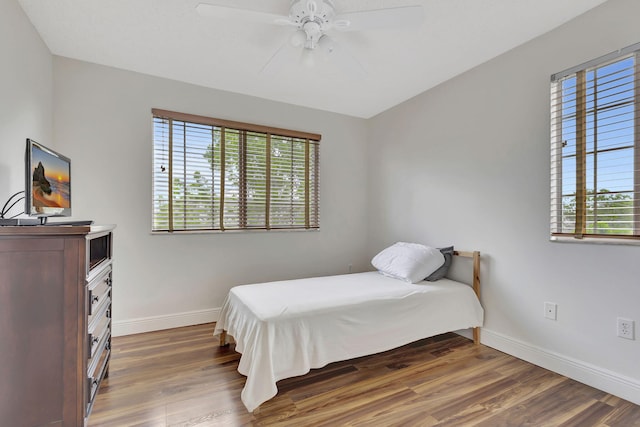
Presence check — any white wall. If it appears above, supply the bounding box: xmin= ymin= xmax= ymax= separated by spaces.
xmin=0 ymin=0 xmax=52 ymax=204
xmin=367 ymin=0 xmax=640 ymax=404
xmin=52 ymin=57 xmax=370 ymax=334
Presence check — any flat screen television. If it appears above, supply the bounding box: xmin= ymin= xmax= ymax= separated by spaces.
xmin=25 ymin=139 xmax=72 ymax=222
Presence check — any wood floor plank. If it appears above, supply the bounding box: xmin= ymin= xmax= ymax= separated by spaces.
xmin=601 ymin=401 xmax=640 ymax=427
xmin=558 ymin=401 xmax=616 ymax=427
xmin=275 ymin=387 xmax=419 ymax=427
xmin=88 ymin=323 xmax=640 ymax=427
xmin=436 ymin=371 xmax=566 ymax=425
xmin=474 ymin=379 xmax=609 ymax=427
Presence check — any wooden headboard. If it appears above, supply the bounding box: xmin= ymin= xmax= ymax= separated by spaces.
xmin=453 ymin=250 xmax=481 ymax=345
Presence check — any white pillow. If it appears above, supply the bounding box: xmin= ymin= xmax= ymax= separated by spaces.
xmin=371 ymin=242 xmax=445 ymax=284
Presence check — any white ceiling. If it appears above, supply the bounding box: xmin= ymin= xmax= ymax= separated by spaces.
xmin=18 ymin=0 xmax=607 ymax=118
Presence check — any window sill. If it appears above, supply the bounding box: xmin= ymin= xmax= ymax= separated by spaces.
xmin=151 ymin=228 xmax=320 ymax=236
xmin=550 ymin=235 xmax=640 ymax=246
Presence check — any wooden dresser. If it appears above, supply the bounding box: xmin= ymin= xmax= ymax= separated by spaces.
xmin=0 ymin=225 xmax=114 ymax=426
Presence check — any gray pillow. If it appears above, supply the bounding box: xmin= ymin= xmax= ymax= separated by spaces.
xmin=425 ymin=246 xmax=454 ymax=281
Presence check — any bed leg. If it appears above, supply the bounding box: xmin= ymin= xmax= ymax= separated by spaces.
xmin=473 ymin=327 xmax=480 ymax=345
xmin=219 ymin=330 xmax=229 ymax=347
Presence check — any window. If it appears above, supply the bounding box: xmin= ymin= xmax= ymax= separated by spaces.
xmin=152 ymin=109 xmax=320 ymax=232
xmin=550 ymin=43 xmax=640 ymax=241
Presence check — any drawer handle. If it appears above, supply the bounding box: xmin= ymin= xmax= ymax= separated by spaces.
xmin=106 ymin=276 xmax=112 ymax=286
xmin=92 ymin=336 xmax=100 ymax=345
xmin=88 ymin=290 xmax=93 ymax=315
xmin=92 ymin=295 xmax=100 ymax=304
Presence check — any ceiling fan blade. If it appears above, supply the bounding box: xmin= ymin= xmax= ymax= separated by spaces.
xmin=196 ymin=3 xmax=287 ymax=25
xmin=319 ymin=36 xmax=366 ymax=79
xmin=334 ymin=5 xmax=424 ymax=32
xmin=261 ymin=41 xmax=299 ymax=76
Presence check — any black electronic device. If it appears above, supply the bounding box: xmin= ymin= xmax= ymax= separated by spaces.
xmin=0 ymin=218 xmax=41 ymax=226
xmin=44 ymin=220 xmax=94 ymax=226
xmin=25 ymin=139 xmax=72 ymax=222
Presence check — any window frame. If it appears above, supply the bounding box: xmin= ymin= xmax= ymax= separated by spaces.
xmin=550 ymin=42 xmax=640 ymax=243
xmin=151 ymin=109 xmax=320 ymax=233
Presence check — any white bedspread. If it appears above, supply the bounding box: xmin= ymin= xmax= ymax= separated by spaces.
xmin=213 ymin=271 xmax=484 ymax=412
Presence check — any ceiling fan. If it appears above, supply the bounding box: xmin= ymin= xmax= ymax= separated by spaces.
xmin=196 ymin=0 xmax=425 ymax=76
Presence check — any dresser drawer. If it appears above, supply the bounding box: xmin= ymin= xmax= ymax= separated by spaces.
xmin=87 ymin=267 xmax=112 ymax=317
xmin=87 ymin=293 xmax=111 ymax=333
xmin=88 ymin=303 xmax=111 ymax=362
xmin=87 ymin=344 xmax=110 ymax=412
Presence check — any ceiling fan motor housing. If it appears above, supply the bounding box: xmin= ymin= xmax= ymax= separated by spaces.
xmin=289 ymin=0 xmax=336 ymax=49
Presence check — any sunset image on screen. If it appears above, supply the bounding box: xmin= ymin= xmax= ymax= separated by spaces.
xmin=31 ymin=146 xmax=70 ymax=210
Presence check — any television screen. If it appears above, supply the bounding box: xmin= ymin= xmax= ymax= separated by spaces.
xmin=25 ymin=139 xmax=71 ymax=218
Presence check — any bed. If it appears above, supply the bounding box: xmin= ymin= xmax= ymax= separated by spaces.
xmin=213 ymin=249 xmax=483 ymax=412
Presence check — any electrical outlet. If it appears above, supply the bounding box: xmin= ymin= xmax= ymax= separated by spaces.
xmin=617 ymin=318 xmax=635 ymax=340
xmin=544 ymin=302 xmax=557 ymax=320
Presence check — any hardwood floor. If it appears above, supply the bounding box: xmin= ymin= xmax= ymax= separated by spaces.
xmin=88 ymin=323 xmax=640 ymax=426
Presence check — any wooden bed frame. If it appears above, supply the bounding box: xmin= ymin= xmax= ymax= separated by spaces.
xmin=453 ymin=250 xmax=481 ymax=345
xmin=219 ymin=250 xmax=481 ymax=347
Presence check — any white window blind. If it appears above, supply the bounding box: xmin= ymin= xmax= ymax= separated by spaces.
xmin=152 ymin=109 xmax=320 ymax=232
xmin=550 ymin=43 xmax=640 ymax=240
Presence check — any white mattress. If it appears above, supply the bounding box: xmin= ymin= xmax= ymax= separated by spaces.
xmin=213 ymin=271 xmax=484 ymax=412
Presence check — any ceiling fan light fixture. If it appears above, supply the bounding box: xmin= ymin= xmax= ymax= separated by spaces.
xmin=301 ymin=48 xmax=316 ymax=67
xmin=317 ymin=35 xmax=334 ymax=56
xmin=302 ymin=20 xmax=323 ymax=49
xmin=290 ymin=30 xmax=306 ymax=47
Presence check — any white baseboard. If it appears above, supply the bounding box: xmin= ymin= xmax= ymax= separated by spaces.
xmin=479 ymin=328 xmax=640 ymax=406
xmin=112 ymin=308 xmax=220 ymax=337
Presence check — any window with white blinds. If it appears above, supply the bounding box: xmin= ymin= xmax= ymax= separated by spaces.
xmin=152 ymin=109 xmax=320 ymax=232
xmin=550 ymin=43 xmax=640 ymax=241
